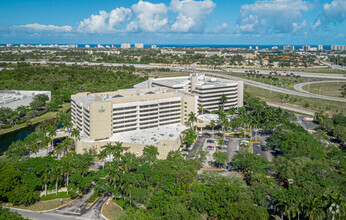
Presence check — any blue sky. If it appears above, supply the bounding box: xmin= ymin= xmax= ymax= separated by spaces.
xmin=0 ymin=0 xmax=345 ymax=44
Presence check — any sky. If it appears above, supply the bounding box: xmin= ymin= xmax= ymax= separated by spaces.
xmin=0 ymin=0 xmax=345 ymax=45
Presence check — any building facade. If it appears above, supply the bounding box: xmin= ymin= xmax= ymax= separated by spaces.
xmin=121 ymin=43 xmax=131 ymax=49
xmin=134 ymin=43 xmax=144 ymax=49
xmin=147 ymin=73 xmax=243 ymax=112
xmin=71 ymin=87 xmax=197 ymax=141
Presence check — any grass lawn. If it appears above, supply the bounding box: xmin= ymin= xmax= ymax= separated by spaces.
xmin=5 ymin=198 xmax=72 ymax=211
xmin=149 ymin=71 xmax=190 ymax=78
xmin=303 ymin=82 xmax=345 ymax=98
xmin=102 ymin=200 xmax=125 ymax=220
xmin=0 ymin=103 xmax=71 ymax=135
xmin=245 ymin=85 xmax=346 ymax=115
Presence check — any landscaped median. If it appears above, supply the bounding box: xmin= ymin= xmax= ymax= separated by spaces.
xmin=101 ymin=197 xmax=125 ymax=220
xmin=3 ymin=190 xmax=84 ymax=212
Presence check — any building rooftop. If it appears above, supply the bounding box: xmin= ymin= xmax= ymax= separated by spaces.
xmin=81 ymin=123 xmax=187 ymax=145
xmin=72 ymin=87 xmax=194 ymax=106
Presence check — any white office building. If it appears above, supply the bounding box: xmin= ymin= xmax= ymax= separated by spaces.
xmin=134 ymin=43 xmax=144 ymax=49
xmin=121 ymin=43 xmax=131 ymax=49
xmin=138 ymin=73 xmax=244 ymax=112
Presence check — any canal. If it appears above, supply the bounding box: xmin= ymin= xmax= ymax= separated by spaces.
xmin=0 ymin=125 xmax=38 ymax=155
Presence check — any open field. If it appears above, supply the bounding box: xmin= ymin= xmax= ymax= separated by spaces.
xmin=303 ymin=82 xmax=345 ymax=98
xmin=5 ymin=198 xmax=72 ymax=211
xmin=149 ymin=71 xmax=189 ymax=78
xmin=102 ymin=200 xmax=125 ymax=220
xmin=0 ymin=103 xmax=71 ymax=135
xmin=246 ymin=85 xmax=346 ymax=115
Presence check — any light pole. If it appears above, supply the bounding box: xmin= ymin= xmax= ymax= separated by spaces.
xmin=319 ymin=87 xmax=322 ymax=99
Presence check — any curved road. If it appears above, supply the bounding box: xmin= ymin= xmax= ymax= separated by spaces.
xmin=294 ymin=80 xmax=346 ymax=95
xmin=205 ymin=72 xmax=346 ymax=102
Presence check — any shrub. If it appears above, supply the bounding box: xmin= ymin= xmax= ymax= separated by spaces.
xmin=41 ymin=192 xmax=70 ymax=201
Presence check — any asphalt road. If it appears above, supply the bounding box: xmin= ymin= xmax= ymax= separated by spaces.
xmin=10 ymin=187 xmax=109 ymax=220
xmin=293 ymin=80 xmax=346 ymax=96
xmin=205 ymin=72 xmax=346 ymax=102
xmin=1 ymin=60 xmax=345 ymax=79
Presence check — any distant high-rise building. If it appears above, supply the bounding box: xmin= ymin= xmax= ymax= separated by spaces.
xmin=249 ymin=46 xmax=253 ymax=50
xmin=6 ymin=44 xmax=13 ymax=47
xmin=85 ymin=45 xmax=90 ymax=48
xmin=134 ymin=43 xmax=144 ymax=49
xmin=318 ymin=45 xmax=323 ymax=51
xmin=151 ymin=45 xmax=157 ymax=49
xmin=331 ymin=45 xmax=346 ymax=51
xmin=302 ymin=45 xmax=311 ymax=52
xmin=255 ymin=46 xmax=259 ymax=50
xmin=283 ymin=45 xmax=295 ymax=51
xmin=121 ymin=43 xmax=131 ymax=49
xmin=272 ymin=46 xmax=278 ymax=49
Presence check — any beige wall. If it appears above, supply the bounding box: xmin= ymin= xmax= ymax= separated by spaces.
xmin=76 ymin=139 xmax=180 ymax=160
xmin=89 ymin=102 xmax=112 ymax=140
xmin=237 ymin=81 xmax=244 ymax=108
xmin=181 ymin=96 xmax=197 ymax=125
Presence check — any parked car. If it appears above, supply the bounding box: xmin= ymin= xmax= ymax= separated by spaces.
xmin=207 ymin=146 xmax=214 ymax=149
xmin=261 ymin=146 xmax=268 ymax=151
xmin=207 ymin=139 xmax=215 ymax=143
xmin=255 ymin=153 xmax=261 ymax=156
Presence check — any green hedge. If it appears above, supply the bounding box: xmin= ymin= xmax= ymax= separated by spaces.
xmin=2 ymin=125 xmax=12 ymax=129
xmin=41 ymin=192 xmax=70 ymax=201
xmin=37 ymin=110 xmax=48 ymax=117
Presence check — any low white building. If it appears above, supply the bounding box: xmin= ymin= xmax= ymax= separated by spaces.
xmin=0 ymin=90 xmax=51 ymax=110
xmin=134 ymin=43 xmax=144 ymax=49
xmin=121 ymin=43 xmax=131 ymax=49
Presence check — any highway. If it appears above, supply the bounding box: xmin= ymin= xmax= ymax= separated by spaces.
xmin=1 ymin=60 xmax=345 ymax=102
xmin=205 ymin=72 xmax=346 ymax=102
xmin=1 ymin=60 xmax=345 ymax=79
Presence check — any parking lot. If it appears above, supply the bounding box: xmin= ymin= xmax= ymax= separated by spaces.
xmin=191 ymin=130 xmax=273 ymax=166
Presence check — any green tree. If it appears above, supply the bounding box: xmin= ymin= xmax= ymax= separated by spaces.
xmin=213 ymin=152 xmax=229 ymax=168
xmin=142 ymin=145 xmax=159 ymax=163
xmin=187 ymin=112 xmax=197 ymax=129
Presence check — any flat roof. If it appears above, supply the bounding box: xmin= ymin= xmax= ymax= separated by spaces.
xmin=82 ymin=124 xmax=187 ymax=145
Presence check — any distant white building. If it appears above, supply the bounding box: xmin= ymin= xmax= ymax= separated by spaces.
xmin=85 ymin=45 xmax=90 ymax=48
xmin=161 ymin=50 xmax=186 ymax=55
xmin=302 ymin=45 xmax=311 ymax=52
xmin=151 ymin=45 xmax=157 ymax=49
xmin=318 ymin=45 xmax=323 ymax=51
xmin=331 ymin=45 xmax=346 ymax=51
xmin=249 ymin=46 xmax=253 ymax=50
xmin=121 ymin=43 xmax=131 ymax=49
xmin=134 ymin=43 xmax=144 ymax=49
xmin=255 ymin=46 xmax=259 ymax=50
xmin=0 ymin=90 xmax=51 ymax=110
xmin=272 ymin=46 xmax=278 ymax=49
xmin=283 ymin=45 xmax=295 ymax=51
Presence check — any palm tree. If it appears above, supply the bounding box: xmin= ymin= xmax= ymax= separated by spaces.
xmin=210 ymin=120 xmax=216 ymax=139
xmin=198 ymin=104 xmax=205 ymax=114
xmin=100 ymin=142 xmax=124 ymax=163
xmin=229 ymin=107 xmax=236 ymax=116
xmin=52 ymin=166 xmax=62 ymax=195
xmin=47 ymin=125 xmax=56 ymax=153
xmin=41 ymin=168 xmax=52 ymax=197
xmin=70 ymin=128 xmax=80 ymax=149
xmin=188 ymin=112 xmax=197 ymax=130
xmin=304 ymin=197 xmax=325 ymax=220
xmin=220 ymin=94 xmax=228 ymax=109
xmin=55 ymin=143 xmax=63 ymax=159
xmin=61 ymin=137 xmax=73 ymax=156
xmin=61 ymin=152 xmax=75 ymax=195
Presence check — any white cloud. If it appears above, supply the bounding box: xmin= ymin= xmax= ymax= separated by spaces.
xmin=108 ymin=7 xmax=132 ymax=29
xmin=170 ymin=0 xmax=216 ymax=32
xmin=77 ymin=7 xmax=131 ymax=33
xmin=19 ymin=23 xmax=72 ymax=32
xmin=323 ymin=0 xmax=346 ymax=23
xmin=236 ymin=0 xmax=310 ymax=34
xmin=129 ymin=1 xmax=168 ymax=32
xmin=311 ymin=17 xmax=322 ymax=30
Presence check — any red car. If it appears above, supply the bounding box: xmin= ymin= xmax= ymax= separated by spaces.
xmin=206 ymin=146 xmax=214 ymax=149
